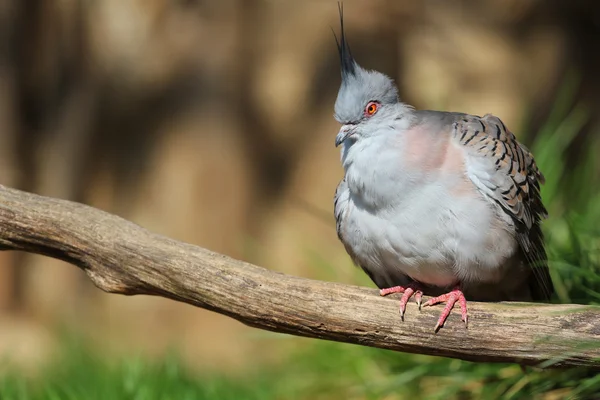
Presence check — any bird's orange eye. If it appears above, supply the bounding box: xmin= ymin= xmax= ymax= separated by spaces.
xmin=365 ymin=102 xmax=378 ymax=116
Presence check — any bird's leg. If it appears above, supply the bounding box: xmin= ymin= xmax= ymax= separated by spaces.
xmin=422 ymin=286 xmax=468 ymax=332
xmin=380 ymin=283 xmax=423 ymax=321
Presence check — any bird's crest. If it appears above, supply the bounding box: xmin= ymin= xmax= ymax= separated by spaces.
xmin=333 ymin=3 xmax=357 ymax=80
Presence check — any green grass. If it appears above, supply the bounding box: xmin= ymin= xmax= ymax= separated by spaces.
xmin=1 ymin=336 xmax=599 ymax=400
xmin=2 ymin=74 xmax=600 ymax=399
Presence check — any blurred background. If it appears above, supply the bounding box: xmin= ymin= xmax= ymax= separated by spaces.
xmin=0 ymin=0 xmax=599 ymax=398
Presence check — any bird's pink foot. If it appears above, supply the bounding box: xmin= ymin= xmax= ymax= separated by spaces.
xmin=422 ymin=287 xmax=468 ymax=332
xmin=380 ymin=284 xmax=423 ymax=320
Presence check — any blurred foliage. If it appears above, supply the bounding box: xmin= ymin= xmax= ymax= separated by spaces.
xmin=1 ymin=72 xmax=600 ymax=400
xmin=529 ymin=70 xmax=600 ymax=306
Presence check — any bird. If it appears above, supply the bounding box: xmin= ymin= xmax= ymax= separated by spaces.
xmin=331 ymin=5 xmax=553 ymax=332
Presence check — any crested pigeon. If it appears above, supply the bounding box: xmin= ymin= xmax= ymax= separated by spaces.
xmin=332 ymin=5 xmax=553 ymax=331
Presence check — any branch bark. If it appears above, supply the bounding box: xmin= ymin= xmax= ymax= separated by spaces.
xmin=0 ymin=184 xmax=598 ymax=370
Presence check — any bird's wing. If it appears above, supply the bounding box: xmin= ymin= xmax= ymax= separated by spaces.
xmin=453 ymin=113 xmax=553 ymax=300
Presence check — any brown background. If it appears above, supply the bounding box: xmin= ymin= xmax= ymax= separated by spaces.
xmin=0 ymin=0 xmax=598 ymax=372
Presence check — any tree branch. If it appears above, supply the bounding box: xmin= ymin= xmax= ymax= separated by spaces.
xmin=0 ymin=184 xmax=598 ymax=370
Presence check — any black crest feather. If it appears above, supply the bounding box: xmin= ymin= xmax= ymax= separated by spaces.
xmin=333 ymin=2 xmax=356 ymax=78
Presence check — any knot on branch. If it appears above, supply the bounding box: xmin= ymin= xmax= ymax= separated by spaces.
xmin=85 ymin=266 xmax=140 ymax=295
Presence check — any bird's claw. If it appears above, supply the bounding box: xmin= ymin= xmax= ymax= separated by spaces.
xmin=380 ymin=284 xmax=423 ymax=320
xmin=415 ymin=290 xmax=423 ymax=310
xmin=381 ymin=285 xmax=469 ymax=330
xmin=423 ymin=287 xmax=468 ymax=332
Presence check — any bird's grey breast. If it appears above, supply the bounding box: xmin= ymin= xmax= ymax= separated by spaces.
xmin=335 ymin=112 xmax=521 ymax=289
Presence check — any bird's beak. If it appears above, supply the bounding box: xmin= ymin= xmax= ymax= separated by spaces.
xmin=335 ymin=124 xmax=355 ymax=147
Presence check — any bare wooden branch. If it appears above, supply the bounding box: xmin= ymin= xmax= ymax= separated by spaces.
xmin=0 ymin=184 xmax=598 ymax=370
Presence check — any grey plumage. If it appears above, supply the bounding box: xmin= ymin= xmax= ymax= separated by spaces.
xmin=331 ymin=5 xmax=553 ymax=328
xmin=335 ymin=110 xmax=553 ymax=301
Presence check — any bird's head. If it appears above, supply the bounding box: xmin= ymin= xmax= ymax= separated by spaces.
xmin=333 ymin=4 xmax=409 ymax=147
